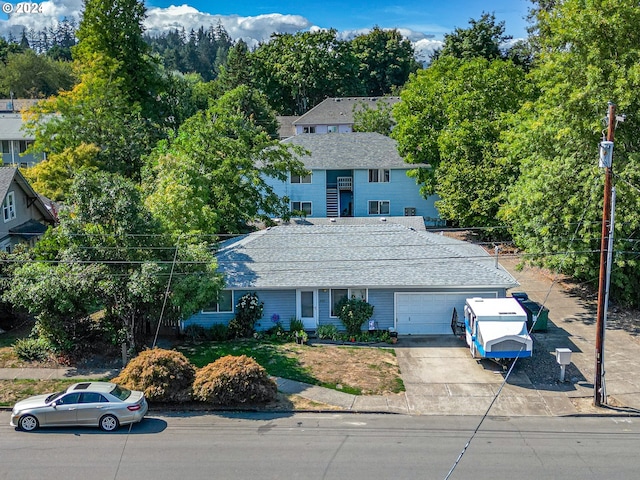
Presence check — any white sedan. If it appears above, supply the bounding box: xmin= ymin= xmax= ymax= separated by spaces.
xmin=11 ymin=381 xmax=148 ymax=432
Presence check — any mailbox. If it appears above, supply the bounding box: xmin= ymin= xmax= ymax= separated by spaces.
xmin=556 ymin=348 xmax=572 ymax=365
xmin=555 ymin=348 xmax=572 ymax=382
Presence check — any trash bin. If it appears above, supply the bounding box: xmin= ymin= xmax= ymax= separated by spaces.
xmin=511 ymin=291 xmax=529 ymax=301
xmin=517 ymin=299 xmax=549 ymax=332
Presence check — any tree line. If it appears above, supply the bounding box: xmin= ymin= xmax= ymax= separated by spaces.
xmin=393 ymin=2 xmax=640 ymax=306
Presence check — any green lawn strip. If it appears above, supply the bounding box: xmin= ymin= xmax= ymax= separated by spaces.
xmin=0 ymin=333 xmax=20 ymax=349
xmin=178 ymin=339 xmax=315 ymax=383
xmin=0 ymin=378 xmax=110 ymax=407
xmin=177 ymin=339 xmax=362 ymax=395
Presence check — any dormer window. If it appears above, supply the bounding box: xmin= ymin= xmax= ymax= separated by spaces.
xmin=303 ymin=126 xmax=316 ymax=134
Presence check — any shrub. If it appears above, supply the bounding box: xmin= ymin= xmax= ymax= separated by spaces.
xmin=228 ymin=292 xmax=263 ymax=338
xmin=289 ymin=317 xmax=304 ymax=332
xmin=316 ymin=324 xmax=338 ymax=340
xmin=192 ymin=354 xmax=277 ymax=405
xmin=13 ymin=337 xmax=51 ymax=361
xmin=208 ymin=323 xmax=229 ymax=341
xmin=264 ymin=323 xmax=286 ymax=342
xmin=336 ymin=297 xmax=374 ymax=337
xmin=184 ymin=324 xmax=207 ymax=342
xmin=112 ymin=348 xmax=195 ymax=402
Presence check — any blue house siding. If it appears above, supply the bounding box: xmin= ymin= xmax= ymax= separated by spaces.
xmin=264 ymin=167 xmax=439 ymax=221
xmin=257 ymin=290 xmax=297 ymax=330
xmin=184 ymin=286 xmax=509 ymax=334
xmin=263 ymin=172 xmax=328 ymax=218
xmin=182 ymin=290 xmax=298 ymax=332
xmin=352 ymin=169 xmax=440 ymax=220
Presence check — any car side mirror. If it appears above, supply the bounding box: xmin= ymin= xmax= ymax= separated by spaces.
xmin=51 ymin=402 xmax=57 ymax=408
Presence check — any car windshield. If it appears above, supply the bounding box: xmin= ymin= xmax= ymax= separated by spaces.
xmin=110 ymin=385 xmax=132 ymax=401
xmin=46 ymin=391 xmax=64 ymax=403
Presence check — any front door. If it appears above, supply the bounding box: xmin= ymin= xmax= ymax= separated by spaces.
xmin=297 ymin=289 xmax=317 ymax=330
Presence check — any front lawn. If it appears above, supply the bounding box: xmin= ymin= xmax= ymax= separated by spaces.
xmin=177 ymin=339 xmax=404 ymax=396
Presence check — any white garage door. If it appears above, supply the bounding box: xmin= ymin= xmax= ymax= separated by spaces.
xmin=395 ymin=293 xmax=482 ymax=335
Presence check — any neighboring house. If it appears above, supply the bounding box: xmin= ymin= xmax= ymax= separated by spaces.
xmin=267 ymin=132 xmax=441 ymax=223
xmin=0 ymin=99 xmax=44 ymax=167
xmin=0 ymin=166 xmax=56 ymax=252
xmin=183 ymin=221 xmax=519 ymax=335
xmin=292 ymin=96 xmax=400 ymax=135
xmin=275 ymin=115 xmax=297 ymax=140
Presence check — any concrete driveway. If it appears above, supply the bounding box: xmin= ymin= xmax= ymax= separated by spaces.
xmin=392 ymin=256 xmax=640 ymax=416
xmin=394 ymin=336 xmax=578 ymax=416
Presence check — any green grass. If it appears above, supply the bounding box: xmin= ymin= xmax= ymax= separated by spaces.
xmin=177 ymin=339 xmax=317 ymax=385
xmin=0 ymin=332 xmax=20 ymax=349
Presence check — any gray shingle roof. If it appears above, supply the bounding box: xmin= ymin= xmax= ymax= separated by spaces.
xmin=0 ymin=114 xmax=33 ymax=141
xmin=282 ymin=132 xmax=422 ymax=169
xmin=0 ymin=99 xmax=40 ymax=112
xmin=0 ymin=166 xmax=18 ymax=199
xmin=280 ymin=216 xmax=427 ymax=230
xmin=293 ymin=97 xmax=400 ymax=126
xmin=216 ymin=224 xmax=518 ymax=290
xmin=276 ymin=115 xmax=297 ymax=139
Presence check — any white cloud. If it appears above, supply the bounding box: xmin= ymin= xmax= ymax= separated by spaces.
xmin=0 ymin=1 xmax=435 ymax=57
xmin=413 ymin=38 xmax=443 ymax=65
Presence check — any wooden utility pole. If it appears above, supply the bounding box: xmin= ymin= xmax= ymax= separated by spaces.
xmin=594 ymin=102 xmax=616 ymax=407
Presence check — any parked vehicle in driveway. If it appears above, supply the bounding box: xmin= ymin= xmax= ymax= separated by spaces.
xmin=11 ymin=381 xmax=148 ymax=432
xmin=463 ymin=297 xmax=533 ymax=360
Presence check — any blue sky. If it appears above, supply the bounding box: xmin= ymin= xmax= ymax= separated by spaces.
xmin=0 ymin=0 xmax=531 ymax=60
xmin=145 ymin=0 xmax=531 ymax=40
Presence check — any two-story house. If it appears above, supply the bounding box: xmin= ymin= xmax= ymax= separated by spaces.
xmin=0 ymin=166 xmax=55 ymax=252
xmin=0 ymin=99 xmax=45 ymax=167
xmin=292 ymin=96 xmax=400 ymax=135
xmin=267 ymin=132 xmax=441 ymax=224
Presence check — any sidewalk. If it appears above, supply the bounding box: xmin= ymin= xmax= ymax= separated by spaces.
xmin=2 ymin=258 xmax=640 ymax=416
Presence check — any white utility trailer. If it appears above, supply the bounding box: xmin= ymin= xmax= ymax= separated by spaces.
xmin=463 ymin=297 xmax=532 ymax=360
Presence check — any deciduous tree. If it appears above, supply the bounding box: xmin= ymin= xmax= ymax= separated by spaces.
xmin=250 ymin=30 xmax=363 ymax=115
xmin=393 ymin=56 xmax=530 ymax=228
xmin=143 ymin=87 xmax=307 ymax=235
xmin=351 ymin=27 xmax=420 ymax=96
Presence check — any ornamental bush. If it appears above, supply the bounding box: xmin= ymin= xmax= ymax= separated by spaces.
xmin=228 ymin=292 xmax=263 ymax=338
xmin=192 ymin=354 xmax=277 ymax=405
xmin=13 ymin=337 xmax=51 ymax=361
xmin=336 ymin=297 xmax=374 ymax=337
xmin=112 ymin=348 xmax=195 ymax=402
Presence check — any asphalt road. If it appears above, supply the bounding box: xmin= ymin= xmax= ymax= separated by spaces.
xmin=1 ymin=411 xmax=639 ymax=480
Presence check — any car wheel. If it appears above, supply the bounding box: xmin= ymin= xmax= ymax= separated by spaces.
xmin=99 ymin=414 xmax=119 ymax=432
xmin=19 ymin=414 xmax=39 ymax=432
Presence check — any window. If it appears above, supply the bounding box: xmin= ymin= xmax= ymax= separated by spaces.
xmin=303 ymin=126 xmax=316 ymax=133
xmin=203 ymin=290 xmax=233 ymax=313
xmin=330 ymin=289 xmax=348 ymax=317
xmin=368 ymin=200 xmax=390 ymax=215
xmin=18 ymin=140 xmax=32 ymax=153
xmin=330 ymin=288 xmax=368 ymax=317
xmin=300 ymin=291 xmax=314 ymax=318
xmin=80 ymin=392 xmax=108 ymax=403
xmin=327 ymin=125 xmax=338 ymax=133
xmin=291 ymin=173 xmax=312 ymax=184
xmin=291 ymin=201 xmax=312 ymax=215
xmin=350 ymin=289 xmax=367 ymax=301
xmin=0 ymin=141 xmax=10 ymax=154
xmin=3 ymin=191 xmax=16 ymax=222
xmin=56 ymin=393 xmax=81 ymax=405
xmin=368 ymin=169 xmax=390 ymax=183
